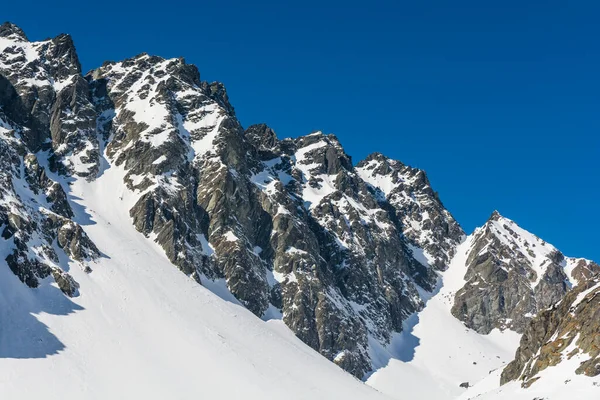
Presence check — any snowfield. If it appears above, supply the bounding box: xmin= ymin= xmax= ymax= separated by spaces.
xmin=0 ymin=160 xmax=390 ymax=400
xmin=458 ymin=349 xmax=600 ymax=400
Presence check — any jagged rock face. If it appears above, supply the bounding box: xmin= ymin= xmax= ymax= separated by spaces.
xmin=0 ymin=110 xmax=97 ymax=297
xmin=87 ymin=53 xmax=272 ymax=317
xmin=85 ymin=51 xmax=460 ymax=375
xmin=566 ymin=258 xmax=600 ymax=286
xmin=451 ymin=211 xmax=595 ymax=334
xmin=80 ymin=43 xmax=459 ymax=376
xmin=356 ymin=153 xmax=464 ymax=271
xmin=245 ymin=130 xmax=445 ymax=375
xmin=0 ymin=22 xmax=99 ymax=177
xmin=0 ymin=22 xmax=466 ymax=378
xmin=501 ymin=276 xmax=600 ymax=387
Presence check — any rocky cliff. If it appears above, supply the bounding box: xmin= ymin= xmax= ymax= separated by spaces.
xmin=0 ymin=23 xmax=99 ymax=298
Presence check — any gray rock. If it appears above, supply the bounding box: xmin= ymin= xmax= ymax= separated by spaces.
xmin=356 ymin=152 xmax=464 ymax=271
xmin=501 ymin=275 xmax=600 ymax=387
xmin=451 ymin=212 xmax=573 ymax=334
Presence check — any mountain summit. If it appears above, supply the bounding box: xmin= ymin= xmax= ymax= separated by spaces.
xmin=451 ymin=211 xmax=599 ymax=333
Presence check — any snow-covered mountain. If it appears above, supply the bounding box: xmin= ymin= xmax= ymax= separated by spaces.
xmin=1 ymin=22 xmax=598 ymax=399
xmin=451 ymin=211 xmax=596 ymax=334
xmin=367 ymin=214 xmax=600 ymax=400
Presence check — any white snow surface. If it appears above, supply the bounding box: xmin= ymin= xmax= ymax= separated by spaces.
xmin=459 ymin=340 xmax=600 ymax=400
xmin=0 ymin=158 xmax=389 ymax=400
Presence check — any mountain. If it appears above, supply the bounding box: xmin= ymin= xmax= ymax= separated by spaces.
xmin=367 ymin=213 xmax=600 ymax=400
xmin=502 ymin=275 xmax=600 ymax=384
xmin=0 ymin=21 xmax=461 ymax=380
xmin=0 ymin=23 xmax=98 ymax=299
xmin=1 ymin=22 xmax=598 ymax=399
xmin=366 ymin=233 xmax=522 ymax=400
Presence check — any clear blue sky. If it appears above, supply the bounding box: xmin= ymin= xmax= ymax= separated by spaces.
xmin=4 ymin=1 xmax=599 ymax=261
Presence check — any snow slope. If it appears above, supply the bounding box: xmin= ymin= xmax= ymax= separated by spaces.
xmin=0 ymin=159 xmax=390 ymax=400
xmin=459 ymin=348 xmax=600 ymax=400
xmin=366 ymin=236 xmax=520 ymax=400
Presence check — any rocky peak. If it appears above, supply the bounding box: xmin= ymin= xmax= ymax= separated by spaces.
xmin=356 ymin=152 xmax=464 ymax=271
xmin=293 ymin=132 xmax=353 ymax=176
xmin=451 ymin=213 xmax=589 ymax=333
xmin=46 ymin=33 xmax=82 ymax=77
xmin=246 ymin=123 xmax=277 ymax=147
xmin=566 ymin=258 xmax=600 ymax=286
xmin=245 ymin=123 xmax=279 ymax=159
xmin=90 ymin=53 xmax=201 ymax=88
xmin=0 ymin=25 xmax=98 ymax=174
xmin=0 ymin=28 xmax=82 ymax=90
xmin=203 ymin=81 xmax=235 ymax=116
xmin=87 ymin=52 xmax=243 ymax=174
xmin=244 ymin=127 xmax=449 ymax=376
xmin=489 ymin=209 xmax=502 ymax=221
xmin=477 ymin=212 xmax=564 ymax=280
xmin=0 ymin=22 xmax=28 ymax=42
xmin=357 ymin=152 xmax=401 ymax=177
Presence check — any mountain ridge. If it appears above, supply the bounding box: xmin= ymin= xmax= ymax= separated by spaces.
xmin=0 ymin=21 xmax=462 ymax=377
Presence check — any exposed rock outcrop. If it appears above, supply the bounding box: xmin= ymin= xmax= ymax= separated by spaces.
xmin=501 ymin=275 xmax=600 ymax=387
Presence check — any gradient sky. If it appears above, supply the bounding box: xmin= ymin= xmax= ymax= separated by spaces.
xmin=4 ymin=1 xmax=599 ymax=260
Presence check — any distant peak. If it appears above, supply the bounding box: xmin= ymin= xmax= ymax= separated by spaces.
xmin=489 ymin=210 xmax=503 ymax=221
xmin=363 ymin=152 xmax=389 ymax=162
xmin=0 ymin=22 xmax=28 ymax=41
xmin=53 ymin=32 xmax=74 ymax=43
xmin=246 ymin=123 xmax=272 ymax=132
xmin=205 ymin=81 xmax=234 ymax=115
xmin=483 ymin=210 xmax=517 ymax=230
xmin=295 ymin=131 xmax=342 ymax=147
xmin=356 ymin=152 xmax=407 ymax=173
xmin=245 ymin=123 xmax=278 ymax=150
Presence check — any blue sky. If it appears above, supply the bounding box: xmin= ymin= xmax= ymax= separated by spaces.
xmin=4 ymin=1 xmax=599 ymax=260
